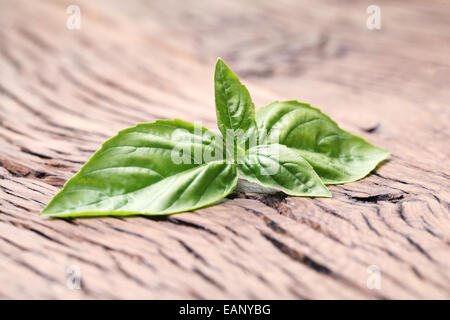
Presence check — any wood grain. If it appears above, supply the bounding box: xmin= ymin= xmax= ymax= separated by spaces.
xmin=0 ymin=0 xmax=449 ymax=299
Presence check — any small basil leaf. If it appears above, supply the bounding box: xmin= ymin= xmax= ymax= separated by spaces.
xmin=256 ymin=101 xmax=390 ymax=184
xmin=214 ymin=58 xmax=256 ymax=154
xmin=42 ymin=119 xmax=238 ymax=217
xmin=238 ymin=144 xmax=331 ymax=197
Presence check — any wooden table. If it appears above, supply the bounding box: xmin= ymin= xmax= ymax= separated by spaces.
xmin=1 ymin=0 xmax=449 ymax=299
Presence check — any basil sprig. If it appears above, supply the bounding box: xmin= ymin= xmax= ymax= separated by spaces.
xmin=42 ymin=59 xmax=389 ymax=217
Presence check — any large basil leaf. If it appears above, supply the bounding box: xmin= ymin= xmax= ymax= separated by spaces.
xmin=256 ymin=101 xmax=390 ymax=184
xmin=238 ymin=144 xmax=331 ymax=197
xmin=42 ymin=119 xmax=238 ymax=217
xmin=214 ymin=58 xmax=256 ymax=155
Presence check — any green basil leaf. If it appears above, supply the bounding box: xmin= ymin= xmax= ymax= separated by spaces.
xmin=255 ymin=101 xmax=390 ymax=184
xmin=42 ymin=119 xmax=238 ymax=217
xmin=214 ymin=58 xmax=256 ymax=154
xmin=238 ymin=144 xmax=331 ymax=197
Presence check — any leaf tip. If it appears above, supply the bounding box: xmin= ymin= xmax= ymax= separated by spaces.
xmin=322 ymin=190 xmax=333 ymax=198
xmin=312 ymin=185 xmax=332 ymax=198
xmin=214 ymin=57 xmax=237 ymax=80
xmin=381 ymin=148 xmax=391 ymax=158
xmin=40 ymin=204 xmax=57 ymax=216
xmin=216 ymin=57 xmax=225 ymax=65
xmin=215 ymin=57 xmax=229 ymax=75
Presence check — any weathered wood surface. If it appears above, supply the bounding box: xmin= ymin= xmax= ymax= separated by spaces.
xmin=1 ymin=0 xmax=449 ymax=299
